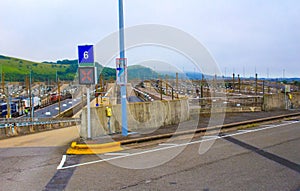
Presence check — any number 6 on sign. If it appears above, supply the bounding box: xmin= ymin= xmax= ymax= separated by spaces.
xmin=78 ymin=45 xmax=94 ymax=65
xmin=84 ymin=51 xmax=89 ymax=59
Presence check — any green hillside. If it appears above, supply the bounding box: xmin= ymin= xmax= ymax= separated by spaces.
xmin=128 ymin=65 xmax=159 ymax=80
xmin=0 ymin=55 xmax=159 ymax=82
xmin=0 ymin=55 xmax=74 ymax=82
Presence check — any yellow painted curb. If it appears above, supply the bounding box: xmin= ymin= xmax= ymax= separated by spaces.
xmin=67 ymin=142 xmax=123 ymax=155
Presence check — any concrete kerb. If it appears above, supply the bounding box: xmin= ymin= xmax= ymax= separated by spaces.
xmin=66 ymin=141 xmax=123 ymax=155
xmin=67 ymin=111 xmax=300 ymax=155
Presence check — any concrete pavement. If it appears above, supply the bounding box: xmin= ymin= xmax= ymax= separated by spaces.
xmin=61 ymin=119 xmax=300 ymax=191
xmin=0 ymin=113 xmax=299 ymax=190
xmin=0 ymin=126 xmax=80 ymax=191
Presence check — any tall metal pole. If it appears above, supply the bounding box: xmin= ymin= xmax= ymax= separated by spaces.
xmin=238 ymin=74 xmax=241 ymax=93
xmin=1 ymin=72 xmax=4 ymax=95
xmin=255 ymin=73 xmax=258 ymax=95
xmin=119 ymin=0 xmax=127 ymax=136
xmin=58 ymin=79 xmax=61 ymax=115
xmin=232 ymin=73 xmax=235 ymax=92
xmin=29 ymin=70 xmax=33 ymax=119
xmin=176 ymin=73 xmax=179 ymax=98
xmin=87 ymin=86 xmax=91 ymax=138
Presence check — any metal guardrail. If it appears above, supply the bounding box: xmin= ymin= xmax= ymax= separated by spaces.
xmin=189 ymin=95 xmax=263 ymax=109
xmin=0 ymin=118 xmax=80 ymax=129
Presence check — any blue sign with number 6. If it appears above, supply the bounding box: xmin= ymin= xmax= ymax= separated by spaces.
xmin=78 ymin=45 xmax=94 ymax=64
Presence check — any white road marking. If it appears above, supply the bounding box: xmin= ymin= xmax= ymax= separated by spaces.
xmin=159 ymin=143 xmax=179 ymax=146
xmin=260 ymin=125 xmax=276 ymax=128
xmin=59 ymin=121 xmax=299 ymax=170
xmin=281 ymin=120 xmax=299 ymax=124
xmin=237 ymin=130 xmax=253 ymax=132
xmin=57 ymin=155 xmax=66 ymax=170
xmin=104 ymin=152 xmax=129 ymax=156
xmin=202 ymin=136 xmax=220 ymax=139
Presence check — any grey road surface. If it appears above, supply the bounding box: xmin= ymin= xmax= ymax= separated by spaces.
xmin=62 ymin=120 xmax=300 ymax=191
xmin=0 ymin=119 xmax=299 ymax=191
xmin=0 ymin=126 xmax=79 ymax=191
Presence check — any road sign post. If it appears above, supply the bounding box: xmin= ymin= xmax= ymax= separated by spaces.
xmin=116 ymin=58 xmax=127 ymax=85
xmin=118 ymin=0 xmax=128 ymax=136
xmin=78 ymin=45 xmax=95 ymax=67
xmin=78 ymin=67 xmax=95 ymax=85
xmin=78 ymin=45 xmax=95 ymax=139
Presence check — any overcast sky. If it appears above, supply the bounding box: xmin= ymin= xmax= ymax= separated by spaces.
xmin=0 ymin=0 xmax=299 ymax=78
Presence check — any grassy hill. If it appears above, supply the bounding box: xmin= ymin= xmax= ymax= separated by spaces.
xmin=128 ymin=65 xmax=159 ymax=80
xmin=0 ymin=55 xmax=73 ymax=82
xmin=0 ymin=55 xmax=158 ymax=83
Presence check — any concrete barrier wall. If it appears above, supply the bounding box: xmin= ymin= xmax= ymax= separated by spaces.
xmin=80 ymin=99 xmax=189 ymax=138
xmin=291 ymin=92 xmax=300 ymax=108
xmin=189 ymin=106 xmax=262 ymax=116
xmin=262 ymin=93 xmax=285 ymax=111
xmin=262 ymin=92 xmax=300 ymax=111
xmin=0 ymin=120 xmax=78 ymax=139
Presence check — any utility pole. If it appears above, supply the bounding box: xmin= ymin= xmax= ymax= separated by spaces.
xmin=238 ymin=74 xmax=241 ymax=93
xmin=255 ymin=73 xmax=258 ymax=95
xmin=232 ymin=73 xmax=235 ymax=92
xmin=100 ymin=74 xmax=104 ymax=105
xmin=165 ymin=74 xmax=168 ymax=96
xmin=160 ymin=77 xmax=163 ymax=100
xmin=3 ymin=71 xmax=11 ymax=118
xmin=1 ymin=72 xmax=4 ymax=95
xmin=58 ymin=78 xmax=61 ymax=115
xmin=95 ymin=84 xmax=99 ymax=106
xmin=201 ymin=74 xmax=204 ymax=98
xmin=29 ymin=71 xmax=33 ymax=119
xmin=176 ymin=73 xmax=179 ymax=99
xmin=6 ymin=86 xmax=11 ymax=118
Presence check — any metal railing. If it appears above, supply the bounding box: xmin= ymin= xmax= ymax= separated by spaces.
xmin=0 ymin=118 xmax=80 ymax=129
xmin=189 ymin=95 xmax=263 ymax=109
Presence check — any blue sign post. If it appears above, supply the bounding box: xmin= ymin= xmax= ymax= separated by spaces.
xmin=78 ymin=45 xmax=95 ymax=139
xmin=116 ymin=58 xmax=127 ymax=85
xmin=118 ymin=0 xmax=128 ymax=136
xmin=78 ymin=45 xmax=95 ymax=67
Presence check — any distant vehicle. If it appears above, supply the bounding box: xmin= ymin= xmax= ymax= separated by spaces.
xmin=50 ymin=93 xmax=61 ymax=103
xmin=0 ymin=102 xmax=23 ymax=118
xmin=22 ymin=97 xmax=41 ymax=109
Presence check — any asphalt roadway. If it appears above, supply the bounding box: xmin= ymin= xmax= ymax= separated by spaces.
xmin=19 ymin=98 xmax=81 ymax=118
xmin=0 ymin=116 xmax=299 ymax=190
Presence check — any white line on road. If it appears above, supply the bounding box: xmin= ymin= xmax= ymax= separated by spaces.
xmin=237 ymin=130 xmax=253 ymax=132
xmin=281 ymin=120 xmax=299 ymax=124
xmin=59 ymin=121 xmax=299 ymax=170
xmin=202 ymin=136 xmax=220 ymax=139
xmin=104 ymin=152 xmax=130 ymax=156
xmin=159 ymin=143 xmax=179 ymax=146
xmin=57 ymin=155 xmax=66 ymax=170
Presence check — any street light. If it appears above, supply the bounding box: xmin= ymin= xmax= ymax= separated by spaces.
xmin=118 ymin=0 xmax=128 ymax=136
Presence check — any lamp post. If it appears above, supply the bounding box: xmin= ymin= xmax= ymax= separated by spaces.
xmin=118 ymin=0 xmax=128 ymax=136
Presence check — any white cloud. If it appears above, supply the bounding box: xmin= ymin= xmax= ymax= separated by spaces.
xmin=0 ymin=0 xmax=299 ymax=77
